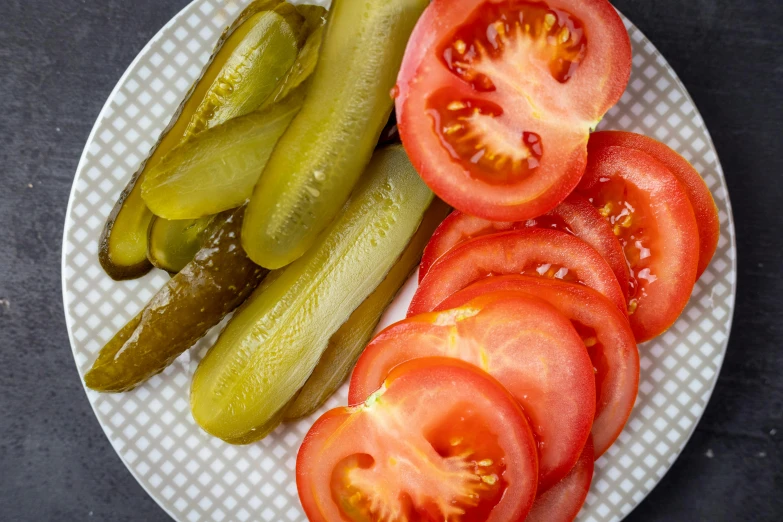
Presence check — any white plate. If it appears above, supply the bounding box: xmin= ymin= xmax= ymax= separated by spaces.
xmin=62 ymin=1 xmax=736 ymax=521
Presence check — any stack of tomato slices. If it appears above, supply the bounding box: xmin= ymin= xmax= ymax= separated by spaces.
xmin=297 ymin=0 xmax=720 ymax=518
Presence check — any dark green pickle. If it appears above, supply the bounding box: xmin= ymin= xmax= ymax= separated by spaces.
xmin=85 ymin=207 xmax=268 ymax=392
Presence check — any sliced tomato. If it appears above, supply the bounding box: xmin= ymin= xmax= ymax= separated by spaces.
xmin=409 ymin=228 xmax=627 ymax=316
xmin=588 ymin=131 xmax=719 ymax=278
xmin=527 ymin=437 xmax=594 ymax=522
xmin=437 ymin=275 xmax=639 ymax=457
xmin=419 ymin=210 xmax=521 ymax=283
xmin=395 ymin=0 xmax=631 ymax=221
xmin=419 ymin=195 xmax=630 ymax=301
xmin=350 ymin=292 xmax=595 ymax=492
xmin=578 ymin=142 xmax=699 ymax=342
xmin=298 ymin=357 xmax=539 ymax=522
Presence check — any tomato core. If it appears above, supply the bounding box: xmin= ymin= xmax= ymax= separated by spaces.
xmin=329 ymin=404 xmax=514 ymax=522
xmin=426 ymin=1 xmax=587 ymax=186
xmin=441 ymin=1 xmax=587 ymax=87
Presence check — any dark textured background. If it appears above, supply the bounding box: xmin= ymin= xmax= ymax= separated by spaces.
xmin=0 ymin=0 xmax=781 ymax=520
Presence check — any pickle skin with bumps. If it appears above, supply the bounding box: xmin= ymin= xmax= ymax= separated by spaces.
xmin=85 ymin=207 xmax=268 ymax=393
xmin=191 ymin=145 xmax=434 ymax=443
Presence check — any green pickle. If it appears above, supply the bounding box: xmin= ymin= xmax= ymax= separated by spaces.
xmin=143 ymin=7 xmax=326 ymax=269
xmin=98 ymin=0 xmax=308 ymax=280
xmin=242 ymin=0 xmax=430 ymax=269
xmin=85 ymin=207 xmax=268 ymax=392
xmin=264 ymin=24 xmax=324 ymax=107
xmin=146 ymin=215 xmax=215 ymax=273
xmin=191 ymin=146 xmax=434 ymax=443
xmin=142 ymin=89 xmax=305 ymax=220
xmin=283 ymin=199 xmax=451 ymax=420
xmin=181 ymin=4 xmax=305 ymax=139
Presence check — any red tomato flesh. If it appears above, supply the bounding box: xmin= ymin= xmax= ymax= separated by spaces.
xmin=350 ymin=292 xmax=596 ymax=492
xmin=588 ymin=131 xmax=719 ymax=278
xmin=298 ymin=357 xmax=539 ymax=522
xmin=527 ymin=437 xmax=594 ymax=522
xmin=437 ymin=275 xmax=639 ymax=457
xmin=419 ymin=194 xmax=630 ymax=302
xmin=409 ymin=228 xmax=627 ymax=317
xmin=396 ymin=0 xmax=631 ymax=220
xmin=578 ymin=142 xmax=700 ymax=342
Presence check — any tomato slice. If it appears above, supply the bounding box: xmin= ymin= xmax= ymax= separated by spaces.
xmin=419 ymin=210 xmax=521 ymax=284
xmin=419 ymin=195 xmax=630 ymax=301
xmin=527 ymin=437 xmax=594 ymax=522
xmin=395 ymin=0 xmax=631 ymax=221
xmin=588 ymin=131 xmax=719 ymax=278
xmin=409 ymin=228 xmax=627 ymax=316
xmin=578 ymin=142 xmax=699 ymax=342
xmin=349 ymin=292 xmax=595 ymax=492
xmin=298 ymin=357 xmax=539 ymax=522
xmin=437 ymin=275 xmax=639 ymax=457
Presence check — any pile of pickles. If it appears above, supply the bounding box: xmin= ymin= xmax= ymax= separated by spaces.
xmin=87 ymin=0 xmax=441 ymax=444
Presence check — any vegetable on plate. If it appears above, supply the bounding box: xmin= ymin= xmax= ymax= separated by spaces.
xmin=395 ymin=0 xmax=632 ymax=221
xmin=587 ymin=130 xmax=719 ymax=278
xmin=527 ymin=437 xmax=594 ymax=522
xmin=577 ymin=136 xmax=700 ymax=341
xmin=99 ymin=0 xmax=317 ymax=280
xmin=242 ymin=0 xmax=431 ymax=269
xmin=85 ymin=207 xmax=268 ymax=392
xmin=419 ymin=194 xmax=630 ymax=300
xmin=349 ymin=291 xmax=595 ymax=492
xmin=283 ymin=199 xmax=451 ymax=421
xmin=298 ymin=357 xmax=540 ymax=522
xmin=190 ymin=145 xmax=435 ymax=443
xmin=146 ymin=215 xmax=215 ymax=274
xmin=437 ymin=275 xmax=639 ymax=457
xmin=409 ymin=228 xmax=627 ymax=316
xmin=141 ymin=88 xmax=306 ymax=221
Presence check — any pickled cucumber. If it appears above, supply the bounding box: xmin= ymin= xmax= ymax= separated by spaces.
xmin=283 ymin=199 xmax=450 ymax=420
xmin=98 ymin=0 xmax=301 ymax=280
xmin=142 ymin=89 xmax=305 ymax=220
xmin=146 ymin=215 xmax=215 ymax=274
xmin=241 ymin=0 xmax=431 ymax=270
xmin=263 ymin=23 xmax=324 ymax=107
xmin=85 ymin=207 xmax=268 ymax=392
xmin=142 ymin=7 xmax=326 ymax=269
xmin=181 ymin=4 xmax=305 ymax=139
xmin=191 ymin=146 xmax=434 ymax=443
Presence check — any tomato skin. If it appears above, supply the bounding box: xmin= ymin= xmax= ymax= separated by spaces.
xmin=409 ymin=228 xmax=627 ymax=317
xmin=527 ymin=437 xmax=594 ymax=522
xmin=418 ymin=210 xmax=520 ymax=284
xmin=587 ymin=131 xmax=719 ymax=278
xmin=298 ymin=357 xmax=539 ymax=522
xmin=350 ymin=292 xmax=595 ymax=492
xmin=578 ymin=143 xmax=700 ymax=342
xmin=437 ymin=275 xmax=639 ymax=457
xmin=395 ymin=0 xmax=631 ymax=221
xmin=419 ymin=195 xmax=631 ymax=302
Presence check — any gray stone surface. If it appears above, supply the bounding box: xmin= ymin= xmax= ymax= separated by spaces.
xmin=0 ymin=0 xmax=781 ymax=520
